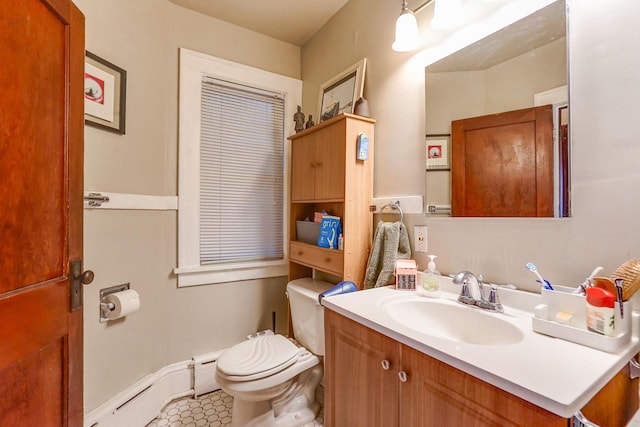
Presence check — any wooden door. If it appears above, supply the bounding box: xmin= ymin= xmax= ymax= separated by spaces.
xmin=559 ymin=106 xmax=570 ymax=217
xmin=451 ymin=105 xmax=553 ymax=217
xmin=324 ymin=310 xmax=399 ymax=427
xmin=0 ymin=1 xmax=85 ymax=425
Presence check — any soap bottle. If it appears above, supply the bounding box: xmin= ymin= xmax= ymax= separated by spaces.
xmin=421 ymin=255 xmax=441 ymax=298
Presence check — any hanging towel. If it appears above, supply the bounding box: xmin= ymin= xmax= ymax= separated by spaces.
xmin=364 ymin=220 xmax=412 ymax=289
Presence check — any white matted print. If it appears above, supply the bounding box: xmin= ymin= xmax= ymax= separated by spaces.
xmin=85 ymin=62 xmax=115 ymax=122
xmin=426 ymin=135 xmax=450 ymax=170
xmin=84 ymin=51 xmax=127 ymax=134
xmin=317 ymin=58 xmax=366 ymax=122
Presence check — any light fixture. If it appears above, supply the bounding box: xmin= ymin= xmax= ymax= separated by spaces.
xmin=431 ymin=0 xmax=464 ymax=29
xmin=392 ymin=0 xmax=421 ymax=52
xmin=392 ymin=0 xmax=466 ymax=52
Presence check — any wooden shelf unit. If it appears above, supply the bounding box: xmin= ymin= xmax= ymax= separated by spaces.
xmin=287 ymin=113 xmax=375 ymax=287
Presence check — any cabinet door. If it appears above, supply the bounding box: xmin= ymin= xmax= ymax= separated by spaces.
xmin=398 ymin=344 xmax=567 ymax=426
xmin=313 ymin=127 xmax=346 ymax=200
xmin=325 ymin=310 xmax=399 ymax=427
xmin=290 ymin=136 xmax=316 ymax=201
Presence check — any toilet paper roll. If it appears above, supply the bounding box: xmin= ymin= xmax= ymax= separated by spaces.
xmin=105 ymin=289 xmax=140 ymax=320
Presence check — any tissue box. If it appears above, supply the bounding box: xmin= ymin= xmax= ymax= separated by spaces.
xmin=296 ymin=221 xmax=321 ymax=245
xmin=395 ymin=259 xmax=417 ymax=290
xmin=318 ymin=215 xmax=342 ymax=249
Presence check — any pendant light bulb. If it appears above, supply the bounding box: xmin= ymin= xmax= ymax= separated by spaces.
xmin=431 ymin=0 xmax=463 ymax=30
xmin=392 ymin=1 xmax=420 ymax=52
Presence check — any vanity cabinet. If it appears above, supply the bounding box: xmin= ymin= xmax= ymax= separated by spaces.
xmin=324 ymin=309 xmax=638 ymax=427
xmin=288 ymin=113 xmax=374 ymax=285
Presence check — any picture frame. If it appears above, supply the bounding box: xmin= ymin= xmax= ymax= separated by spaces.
xmin=317 ymin=58 xmax=367 ymax=122
xmin=426 ymin=134 xmax=451 ymax=170
xmin=84 ymin=51 xmax=127 ymax=135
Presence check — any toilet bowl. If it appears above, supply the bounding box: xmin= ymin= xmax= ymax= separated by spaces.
xmin=215 ymin=278 xmax=333 ymax=427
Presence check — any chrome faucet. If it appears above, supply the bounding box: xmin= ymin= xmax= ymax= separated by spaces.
xmin=452 ymin=271 xmax=503 ymax=313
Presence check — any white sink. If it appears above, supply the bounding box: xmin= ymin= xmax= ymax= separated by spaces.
xmin=383 ymin=299 xmax=524 ymax=346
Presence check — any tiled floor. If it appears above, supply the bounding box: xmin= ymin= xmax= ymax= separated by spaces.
xmin=146 ymin=386 xmax=640 ymax=426
xmin=146 ymin=386 xmax=324 ymax=427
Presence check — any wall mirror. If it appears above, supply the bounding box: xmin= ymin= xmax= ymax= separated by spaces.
xmin=425 ymin=0 xmax=568 ymax=217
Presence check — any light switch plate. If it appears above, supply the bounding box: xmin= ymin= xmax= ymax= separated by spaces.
xmin=414 ymin=225 xmax=427 ymax=252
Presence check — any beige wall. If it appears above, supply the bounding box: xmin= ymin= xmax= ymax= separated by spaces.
xmin=76 ymin=0 xmax=640 ymax=415
xmin=426 ymin=37 xmax=567 ymax=133
xmin=74 ymin=0 xmax=300 ymax=412
xmin=302 ymin=0 xmax=640 ymax=288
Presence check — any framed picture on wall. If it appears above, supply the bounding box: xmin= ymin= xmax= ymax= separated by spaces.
xmin=317 ymin=58 xmax=367 ymax=122
xmin=84 ymin=51 xmax=127 ymax=134
xmin=426 ymin=134 xmax=450 ymax=170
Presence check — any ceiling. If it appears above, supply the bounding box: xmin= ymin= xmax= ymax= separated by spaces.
xmin=168 ymin=0 xmax=565 ymax=63
xmin=427 ymin=1 xmax=566 ymax=72
xmin=169 ymin=0 xmax=351 ymax=46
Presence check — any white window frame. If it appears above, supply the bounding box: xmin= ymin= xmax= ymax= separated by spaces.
xmin=175 ymin=48 xmax=301 ymax=287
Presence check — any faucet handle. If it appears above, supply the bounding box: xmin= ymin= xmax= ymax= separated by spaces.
xmin=488 ymin=284 xmax=504 ymax=312
xmin=488 ymin=284 xmax=498 ymax=303
xmin=457 ymin=280 xmax=476 ymax=305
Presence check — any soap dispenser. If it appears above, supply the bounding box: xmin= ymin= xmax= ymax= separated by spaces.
xmin=421 ymin=255 xmax=441 ymax=298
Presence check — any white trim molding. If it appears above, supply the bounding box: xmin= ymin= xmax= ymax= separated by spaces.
xmin=373 ymin=195 xmax=424 ymax=214
xmin=84 ymin=360 xmax=193 ymax=427
xmin=84 ymin=351 xmax=225 ymax=427
xmin=83 ymin=191 xmax=178 ymax=211
xmin=176 ymin=48 xmax=301 ymax=287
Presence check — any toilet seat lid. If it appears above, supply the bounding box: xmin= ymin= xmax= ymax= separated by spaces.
xmin=217 ymin=334 xmax=300 ymax=380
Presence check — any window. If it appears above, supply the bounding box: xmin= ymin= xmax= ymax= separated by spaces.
xmin=176 ymin=49 xmax=301 ymax=287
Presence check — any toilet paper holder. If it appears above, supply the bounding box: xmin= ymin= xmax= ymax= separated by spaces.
xmin=100 ymin=283 xmax=130 ymax=323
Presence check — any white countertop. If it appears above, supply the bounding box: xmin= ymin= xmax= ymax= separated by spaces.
xmin=321 ymin=279 xmax=640 ymax=418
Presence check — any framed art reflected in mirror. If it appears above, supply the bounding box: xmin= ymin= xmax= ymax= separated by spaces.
xmin=426 ymin=134 xmax=450 ymax=171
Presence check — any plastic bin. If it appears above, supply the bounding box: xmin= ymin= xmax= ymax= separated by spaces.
xmin=296 ymin=221 xmax=321 ymax=245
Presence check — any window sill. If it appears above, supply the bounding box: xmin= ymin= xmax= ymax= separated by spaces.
xmin=174 ymin=260 xmax=288 ymax=287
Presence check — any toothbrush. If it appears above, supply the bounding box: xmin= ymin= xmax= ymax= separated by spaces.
xmin=526 ymin=262 xmax=553 ymax=290
xmin=573 ymin=266 xmax=604 ymax=294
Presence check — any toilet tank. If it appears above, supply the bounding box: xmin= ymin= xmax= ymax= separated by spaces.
xmin=287 ymin=278 xmax=333 ymax=356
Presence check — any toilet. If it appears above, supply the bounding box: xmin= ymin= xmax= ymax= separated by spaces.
xmin=215 ymin=278 xmax=333 ymax=427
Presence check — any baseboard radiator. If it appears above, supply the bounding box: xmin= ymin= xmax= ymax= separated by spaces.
xmin=193 ymin=350 xmax=223 ymax=397
xmin=84 ymin=350 xmax=224 ymax=427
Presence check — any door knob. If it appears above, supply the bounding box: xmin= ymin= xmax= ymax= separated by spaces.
xmin=398 ymin=371 xmax=408 ymax=382
xmin=81 ymin=270 xmax=95 ymax=285
xmin=70 ymin=258 xmax=94 ymax=311
xmin=381 ymin=360 xmax=391 ymax=370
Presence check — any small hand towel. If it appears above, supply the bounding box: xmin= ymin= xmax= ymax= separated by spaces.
xmin=364 ymin=220 xmax=412 ymax=289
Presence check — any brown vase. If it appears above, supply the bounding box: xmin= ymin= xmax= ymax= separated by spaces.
xmin=354 ymin=97 xmax=370 ymax=117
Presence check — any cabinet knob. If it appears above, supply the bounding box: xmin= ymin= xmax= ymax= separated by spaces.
xmin=398 ymin=371 xmax=408 ymax=382
xmin=381 ymin=360 xmax=391 ymax=370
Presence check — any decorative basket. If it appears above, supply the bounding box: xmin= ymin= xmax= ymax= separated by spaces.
xmin=611 ymin=258 xmax=640 ymax=300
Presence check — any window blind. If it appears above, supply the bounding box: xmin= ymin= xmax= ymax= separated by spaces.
xmin=199 ymin=77 xmax=285 ymax=264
